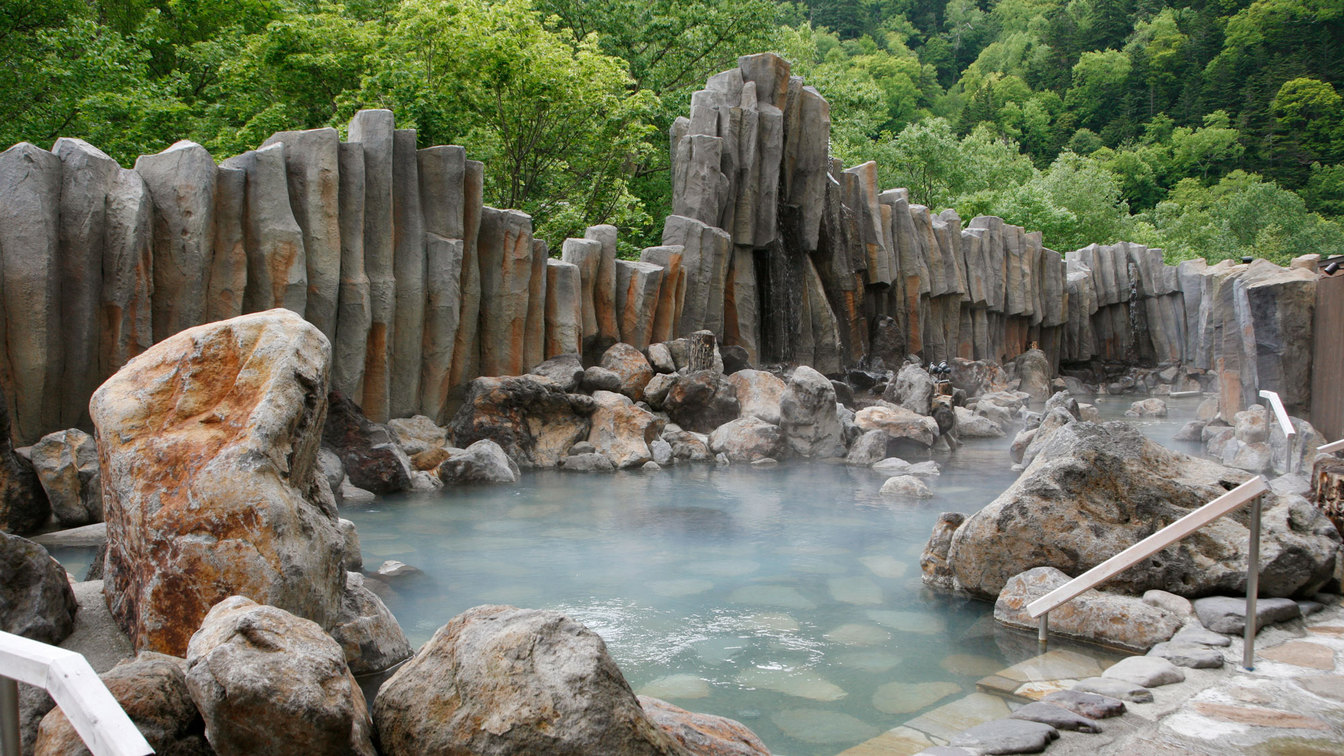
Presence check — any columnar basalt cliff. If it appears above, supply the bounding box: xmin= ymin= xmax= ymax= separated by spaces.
xmin=0 ymin=54 xmax=1322 ymax=446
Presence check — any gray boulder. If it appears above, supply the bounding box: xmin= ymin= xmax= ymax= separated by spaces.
xmin=727 ymin=370 xmax=786 ymax=425
xmin=530 ymin=354 xmax=585 ymax=392
xmin=708 ymin=417 xmax=783 ymax=464
xmin=560 ymin=453 xmax=617 ymax=473
xmin=330 ymin=572 xmax=412 ymax=675
xmin=880 ymin=475 xmax=934 ymax=499
xmin=1192 ymin=595 xmax=1301 ymax=634
xmin=1 ymin=531 xmax=77 ymax=644
xmin=1101 ymin=656 xmax=1184 ymax=687
xmin=185 ymin=596 xmax=375 ymax=756
xmin=1147 ymin=641 xmax=1224 ymax=669
xmin=994 ymin=567 xmax=1180 ymax=653
xmin=372 ymin=605 xmax=685 ymax=755
xmin=883 ymin=363 xmax=935 ymax=416
xmin=438 ymin=440 xmax=520 ymax=484
xmin=582 ymin=366 xmax=624 ymax=394
xmin=779 ymin=366 xmax=844 ymax=458
xmin=943 ymin=421 xmax=1339 ymax=600
xmin=846 ymin=430 xmax=888 ymax=466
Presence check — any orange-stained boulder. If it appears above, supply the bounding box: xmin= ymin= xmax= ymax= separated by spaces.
xmin=91 ymin=309 xmax=346 ymax=656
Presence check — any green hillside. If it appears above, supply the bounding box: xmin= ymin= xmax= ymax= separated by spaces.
xmin=5 ymin=0 xmax=1339 ymax=261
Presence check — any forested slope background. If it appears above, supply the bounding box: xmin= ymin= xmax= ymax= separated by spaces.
xmin=5 ymin=0 xmax=1341 ymax=263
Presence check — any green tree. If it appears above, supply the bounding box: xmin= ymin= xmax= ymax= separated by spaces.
xmin=1272 ymin=77 xmax=1344 ymax=182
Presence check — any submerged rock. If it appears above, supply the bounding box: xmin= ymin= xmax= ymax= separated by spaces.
xmin=373 ymin=605 xmax=686 ymax=755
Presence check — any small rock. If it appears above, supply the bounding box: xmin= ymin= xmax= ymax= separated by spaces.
xmin=569 ymin=441 xmax=597 ymax=455
xmin=529 ymin=354 xmax=585 ymax=391
xmin=581 ymin=366 xmax=623 ymax=394
xmin=30 ymin=428 xmax=102 ymax=527
xmin=1040 ymin=689 xmax=1126 ymax=719
xmin=1102 ymin=656 xmax=1184 ymax=687
xmin=642 ymin=461 xmax=662 ymax=471
xmin=340 ymin=480 xmax=376 ymax=504
xmin=1143 ymin=589 xmax=1194 ymax=619
xmin=560 ymin=453 xmax=617 ymax=473
xmin=947 ymin=718 xmax=1058 ymax=753
xmin=1071 ymin=677 xmax=1153 ymax=703
xmin=1008 ymin=701 xmax=1102 ymax=733
xmin=1147 ymin=641 xmax=1224 ymax=669
xmin=846 ymin=430 xmax=888 ymax=466
xmin=1193 ymin=596 xmax=1300 ymax=634
xmin=338 ymin=519 xmax=362 ymax=572
xmin=1173 ymin=420 xmax=1206 ymax=442
xmin=639 ymin=696 xmax=769 ymax=755
xmin=749 ymin=458 xmax=777 ymax=468
xmin=650 ymin=439 xmax=674 ymax=467
xmin=330 ymin=572 xmax=413 ymax=675
xmin=646 ymin=343 xmax=676 ymax=373
xmin=879 ymin=475 xmax=933 ymax=498
xmin=377 ymin=560 xmax=422 ymax=579
xmin=600 ymin=343 xmax=654 ymax=401
xmin=1125 ymin=398 xmax=1168 ymax=417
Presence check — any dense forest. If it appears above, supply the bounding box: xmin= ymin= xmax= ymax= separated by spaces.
xmin=4 ymin=0 xmax=1341 ymax=263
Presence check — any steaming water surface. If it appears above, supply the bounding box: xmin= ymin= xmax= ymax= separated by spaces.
xmin=342 ymin=395 xmax=1205 ymax=755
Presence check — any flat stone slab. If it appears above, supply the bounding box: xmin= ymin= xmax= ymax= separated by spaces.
xmin=1296 ymin=674 xmax=1344 ymax=702
xmin=1103 ymin=656 xmax=1185 ymax=687
xmin=913 ymin=748 xmax=977 ymax=756
xmin=997 ymin=649 xmax=1104 ymax=683
xmin=31 ymin=522 xmax=107 ymax=548
xmin=1193 ymin=596 xmax=1300 ymax=634
xmin=1171 ymin=625 xmax=1231 ymax=647
xmin=1040 ymin=689 xmax=1126 ymax=719
xmin=1009 ymin=701 xmax=1102 ymax=733
xmin=1072 ymin=677 xmax=1153 ymax=703
xmin=948 ymin=718 xmax=1058 ymax=753
xmin=1147 ymin=641 xmax=1225 ymax=669
xmin=1259 ymin=640 xmax=1336 ymax=670
xmin=1191 ymin=702 xmax=1330 ymax=730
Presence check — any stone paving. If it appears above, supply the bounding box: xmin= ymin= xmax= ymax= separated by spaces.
xmin=838 ymin=596 xmax=1344 ymax=755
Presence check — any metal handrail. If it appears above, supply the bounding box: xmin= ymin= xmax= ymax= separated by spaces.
xmin=0 ymin=631 xmax=152 ymax=756
xmin=1027 ymin=475 xmax=1270 ymax=670
xmin=1319 ymin=438 xmax=1344 ymax=454
xmin=1259 ymin=390 xmax=1297 ymax=474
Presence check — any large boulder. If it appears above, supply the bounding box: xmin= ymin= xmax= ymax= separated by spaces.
xmin=940 ymin=420 xmax=1340 ymax=599
xmin=323 ymin=390 xmax=412 ymax=494
xmin=663 ymin=371 xmax=739 ymax=434
xmin=0 ymin=385 xmax=50 ymax=534
xmin=882 ymin=363 xmax=935 ymax=416
xmin=708 ymin=417 xmax=783 ymax=464
xmin=779 ymin=366 xmax=844 ymax=458
xmin=1013 ymin=348 xmax=1051 ymax=402
xmin=91 ymin=309 xmax=348 ymax=655
xmin=373 ymin=605 xmax=686 ymax=755
xmin=995 ymin=567 xmax=1182 ymax=652
xmin=727 ymin=370 xmax=786 ymax=425
xmin=1 ymin=531 xmax=77 ymax=644
xmin=853 ymin=403 xmax=938 ymax=447
xmin=30 ymin=428 xmax=102 ymax=527
xmin=185 ymin=596 xmax=375 ymax=756
xmin=35 ymin=652 xmax=209 ymax=756
xmin=588 ymin=391 xmax=659 ymax=469
xmin=600 ymin=343 xmax=655 ymax=402
xmin=450 ymin=375 xmax=594 ymax=467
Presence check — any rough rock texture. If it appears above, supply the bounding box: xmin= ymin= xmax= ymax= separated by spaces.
xmin=322 ymin=390 xmax=411 ymax=495
xmin=185 ymin=596 xmax=375 ymax=756
xmin=664 ymin=371 xmax=740 ymax=434
xmin=1192 ymin=595 xmax=1301 ymax=634
xmin=0 ymin=386 xmax=51 ymax=534
xmin=726 ymin=370 xmax=786 ymax=425
xmin=942 ymin=420 xmax=1339 ymax=599
xmin=883 ymin=363 xmax=935 ymax=416
xmin=708 ymin=417 xmax=783 ymax=464
xmin=638 ymin=697 xmax=768 ymax=756
xmin=34 ymin=652 xmax=209 ymax=756
xmin=450 ymin=376 xmax=593 ymax=467
xmin=779 ymin=366 xmax=844 ymax=458
xmin=854 ymin=404 xmax=938 ymax=447
xmin=880 ymin=475 xmax=934 ymax=498
xmin=330 ymin=572 xmax=412 ymax=674
xmin=530 ymin=354 xmax=585 ymax=392
xmin=601 ymin=343 xmax=655 ymax=402
xmin=1013 ymin=348 xmax=1051 ymax=402
xmin=91 ymin=310 xmax=346 ymax=655
xmin=30 ymin=428 xmax=101 ymax=526
xmin=995 ymin=567 xmax=1181 ymax=652
xmin=920 ymin=512 xmax=965 ymax=592
xmin=588 ymin=391 xmax=659 ymax=469
xmin=134 ymin=141 xmax=216 ymax=344
xmin=438 ymin=439 xmax=521 ymax=484
xmin=1101 ymin=656 xmax=1184 ymax=687
xmin=372 ymin=605 xmax=685 ymax=756
xmin=1 ymin=531 xmax=77 ymax=644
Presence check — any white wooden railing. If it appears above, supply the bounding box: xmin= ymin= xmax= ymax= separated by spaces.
xmin=1027 ymin=475 xmax=1271 ymax=670
xmin=1259 ymin=389 xmax=1297 ymax=474
xmin=0 ymin=630 xmax=152 ymax=756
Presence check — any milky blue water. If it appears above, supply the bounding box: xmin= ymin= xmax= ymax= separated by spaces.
xmin=341 ymin=395 xmax=1204 ymax=755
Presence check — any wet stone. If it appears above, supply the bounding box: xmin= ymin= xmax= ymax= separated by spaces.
xmin=1071 ymin=677 xmax=1153 ymax=703
xmin=1259 ymin=640 xmax=1336 ymax=670
xmin=1040 ymin=689 xmax=1126 ymax=719
xmin=1296 ymin=674 xmax=1344 ymax=702
xmin=1171 ymin=625 xmax=1231 ymax=647
xmin=1103 ymin=656 xmax=1184 ymax=687
xmin=1009 ymin=701 xmax=1102 ymax=733
xmin=947 ymin=718 xmax=1058 ymax=753
xmin=871 ymin=681 xmax=960 ymax=715
xmin=770 ymin=709 xmax=878 ymax=744
xmin=736 ymin=667 xmax=846 ymax=702
xmin=1147 ymin=641 xmax=1224 ymax=669
xmin=1193 ymin=595 xmax=1301 ymax=634
xmin=823 ymin=623 xmax=890 ymax=646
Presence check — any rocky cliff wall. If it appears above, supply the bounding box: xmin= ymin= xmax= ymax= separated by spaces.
xmin=0 ymin=54 xmax=1320 ymax=445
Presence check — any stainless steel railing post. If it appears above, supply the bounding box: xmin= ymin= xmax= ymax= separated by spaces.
xmin=1038 ymin=614 xmax=1048 ymax=646
xmin=1242 ymin=493 xmax=1263 ymax=671
xmin=1 ymin=676 xmax=19 ymax=756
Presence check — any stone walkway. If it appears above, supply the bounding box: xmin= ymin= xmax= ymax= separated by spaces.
xmin=838 ymin=596 xmax=1344 ymax=755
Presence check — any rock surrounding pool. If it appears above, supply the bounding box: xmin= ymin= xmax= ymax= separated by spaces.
xmin=343 ymin=396 xmax=1203 ymax=755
